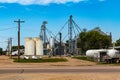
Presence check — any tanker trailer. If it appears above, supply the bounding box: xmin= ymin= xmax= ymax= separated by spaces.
xmin=105 ymin=49 xmax=120 ymax=63
xmin=86 ymin=49 xmax=107 ymax=62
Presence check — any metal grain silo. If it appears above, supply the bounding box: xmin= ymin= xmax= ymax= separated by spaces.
xmin=24 ymin=37 xmax=34 ymax=56
xmin=47 ymin=44 xmax=50 ymax=49
xmin=34 ymin=37 xmax=43 ymax=56
xmin=49 ymin=37 xmax=55 ymax=48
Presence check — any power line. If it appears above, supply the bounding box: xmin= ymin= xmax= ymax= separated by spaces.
xmin=0 ymin=27 xmax=17 ymax=31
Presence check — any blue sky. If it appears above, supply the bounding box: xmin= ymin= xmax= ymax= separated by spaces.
xmin=0 ymin=0 xmax=120 ymax=50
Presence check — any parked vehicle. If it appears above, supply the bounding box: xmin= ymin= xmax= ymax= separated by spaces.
xmin=86 ymin=48 xmax=120 ymax=63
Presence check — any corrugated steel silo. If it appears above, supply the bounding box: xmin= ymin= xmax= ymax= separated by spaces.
xmin=34 ymin=37 xmax=43 ymax=56
xmin=24 ymin=37 xmax=34 ymax=55
xmin=49 ymin=37 xmax=55 ymax=48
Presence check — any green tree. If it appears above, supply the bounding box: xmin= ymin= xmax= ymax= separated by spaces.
xmin=77 ymin=30 xmax=88 ymax=52
xmin=77 ymin=29 xmax=111 ymax=54
xmin=115 ymin=38 xmax=120 ymax=46
xmin=12 ymin=45 xmax=24 ymax=51
xmin=0 ymin=48 xmax=3 ymax=55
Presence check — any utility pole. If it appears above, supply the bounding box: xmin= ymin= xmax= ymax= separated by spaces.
xmin=10 ymin=37 xmax=12 ymax=58
xmin=59 ymin=32 xmax=62 ymax=57
xmin=110 ymin=32 xmax=112 ymax=47
xmin=7 ymin=38 xmax=10 ymax=56
xmin=14 ymin=19 xmax=25 ymax=61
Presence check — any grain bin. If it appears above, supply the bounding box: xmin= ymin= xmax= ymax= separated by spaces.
xmin=24 ymin=37 xmax=34 ymax=55
xmin=49 ymin=37 xmax=55 ymax=48
xmin=47 ymin=44 xmax=50 ymax=49
xmin=34 ymin=37 xmax=43 ymax=56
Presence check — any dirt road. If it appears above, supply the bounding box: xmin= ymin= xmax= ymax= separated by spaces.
xmin=0 ymin=55 xmax=120 ymax=80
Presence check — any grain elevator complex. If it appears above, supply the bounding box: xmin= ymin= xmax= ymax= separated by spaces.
xmin=8 ymin=15 xmax=120 ymax=63
xmin=23 ymin=15 xmax=82 ymax=59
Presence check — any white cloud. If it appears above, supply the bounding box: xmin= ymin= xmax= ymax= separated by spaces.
xmin=0 ymin=0 xmax=85 ymax=5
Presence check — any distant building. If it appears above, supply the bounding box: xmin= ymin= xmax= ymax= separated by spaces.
xmin=91 ymin=27 xmax=107 ymax=35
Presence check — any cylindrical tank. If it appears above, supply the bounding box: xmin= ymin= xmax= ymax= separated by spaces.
xmin=24 ymin=37 xmax=34 ymax=55
xmin=86 ymin=50 xmax=95 ymax=57
xmin=107 ymin=49 xmax=119 ymax=58
xmin=86 ymin=50 xmax=99 ymax=58
xmin=47 ymin=44 xmax=50 ymax=49
xmin=49 ymin=37 xmax=55 ymax=48
xmin=86 ymin=49 xmax=107 ymax=58
xmin=34 ymin=37 xmax=43 ymax=56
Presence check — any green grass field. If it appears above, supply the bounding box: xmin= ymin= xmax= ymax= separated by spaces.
xmin=13 ymin=58 xmax=68 ymax=63
xmin=73 ymin=56 xmax=95 ymax=62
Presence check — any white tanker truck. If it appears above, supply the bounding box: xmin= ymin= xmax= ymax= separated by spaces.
xmin=86 ymin=49 xmax=120 ymax=63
